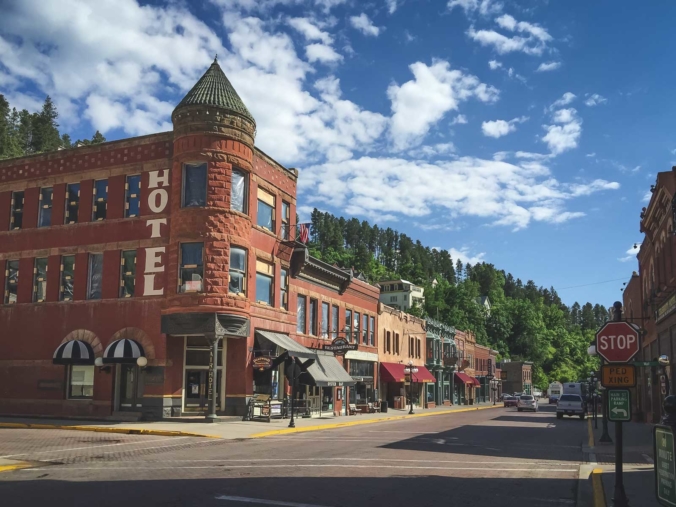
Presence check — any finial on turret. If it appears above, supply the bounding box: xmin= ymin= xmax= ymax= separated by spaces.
xmin=214 ymin=54 xmax=218 ymax=63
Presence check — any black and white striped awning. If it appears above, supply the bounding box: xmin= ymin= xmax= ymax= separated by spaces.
xmin=53 ymin=340 xmax=95 ymax=365
xmin=102 ymin=339 xmax=145 ymax=364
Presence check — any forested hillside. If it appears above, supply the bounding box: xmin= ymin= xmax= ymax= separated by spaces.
xmin=308 ymin=209 xmax=604 ymax=389
xmin=0 ymin=94 xmax=105 ymax=160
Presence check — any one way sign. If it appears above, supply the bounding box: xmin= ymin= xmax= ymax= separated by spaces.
xmin=608 ymin=389 xmax=631 ymax=422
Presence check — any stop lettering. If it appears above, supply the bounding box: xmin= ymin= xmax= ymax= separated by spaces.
xmin=595 ymin=321 xmax=640 ymax=363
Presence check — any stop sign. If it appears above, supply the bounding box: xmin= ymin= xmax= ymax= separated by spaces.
xmin=596 ymin=322 xmax=640 ymax=363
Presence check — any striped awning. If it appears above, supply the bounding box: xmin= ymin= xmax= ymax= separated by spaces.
xmin=102 ymin=339 xmax=145 ymax=364
xmin=53 ymin=340 xmax=95 ymax=365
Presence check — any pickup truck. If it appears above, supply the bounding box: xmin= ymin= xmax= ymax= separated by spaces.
xmin=556 ymin=394 xmax=587 ymax=420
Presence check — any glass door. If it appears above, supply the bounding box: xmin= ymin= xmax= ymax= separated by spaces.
xmin=119 ymin=364 xmax=141 ymax=410
xmin=185 ymin=370 xmax=206 ymax=411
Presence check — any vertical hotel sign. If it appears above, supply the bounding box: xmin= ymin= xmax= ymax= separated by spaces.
xmin=143 ymin=170 xmax=169 ymax=296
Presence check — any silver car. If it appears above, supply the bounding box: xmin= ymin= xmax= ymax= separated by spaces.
xmin=517 ymin=395 xmax=538 ymax=412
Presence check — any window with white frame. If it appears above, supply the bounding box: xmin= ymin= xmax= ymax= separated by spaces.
xmin=179 ymin=243 xmax=204 ymax=293
xmin=257 ymin=187 xmax=275 ymax=231
xmin=255 ymin=259 xmax=274 ymax=305
xmin=68 ymin=365 xmax=94 ymax=399
xmin=229 ymin=247 xmax=247 ymax=295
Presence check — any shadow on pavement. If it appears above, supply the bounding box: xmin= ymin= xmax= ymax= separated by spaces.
xmin=0 ymin=475 xmax=582 ymax=507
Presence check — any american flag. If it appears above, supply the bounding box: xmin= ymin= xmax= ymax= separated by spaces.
xmin=299 ymin=223 xmax=310 ymax=243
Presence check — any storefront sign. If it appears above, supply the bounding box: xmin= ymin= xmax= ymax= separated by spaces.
xmin=143 ymin=169 xmax=169 ymax=296
xmin=207 ymin=346 xmax=214 ymax=401
xmin=143 ymin=367 xmax=165 ymax=385
xmin=323 ymin=337 xmax=357 ymax=354
xmin=37 ymin=379 xmax=64 ymax=391
xmin=657 ymin=293 xmax=676 ymax=323
xmin=253 ymin=356 xmax=273 ymax=371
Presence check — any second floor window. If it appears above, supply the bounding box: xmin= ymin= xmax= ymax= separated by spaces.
xmin=87 ymin=253 xmax=103 ymax=300
xmin=345 ymin=309 xmax=352 ymax=342
xmin=309 ymin=299 xmax=318 ymax=336
xmin=179 ymin=243 xmax=204 ymax=293
xmin=229 ymin=247 xmax=247 ymax=295
xmin=257 ymin=188 xmax=275 ymax=231
xmin=321 ymin=302 xmax=329 ymax=339
xmin=125 ymin=175 xmax=141 ymax=218
xmin=38 ymin=187 xmax=53 ymax=227
xmin=231 ymin=169 xmax=246 ymax=213
xmin=65 ymin=183 xmax=79 ymax=224
xmin=182 ymin=162 xmax=207 ymax=207
xmin=297 ymin=295 xmax=307 ymax=334
xmin=354 ymin=312 xmax=360 ymax=343
xmin=4 ymin=260 xmax=19 ymax=304
xmin=92 ymin=179 xmax=107 ymax=221
xmin=362 ymin=314 xmax=368 ymax=344
xmin=33 ymin=257 xmax=48 ymax=302
xmin=10 ymin=191 xmax=23 ymax=230
xmin=369 ymin=316 xmax=375 ymax=346
xmin=120 ymin=250 xmax=136 ymax=298
xmin=60 ymin=255 xmax=75 ymax=301
xmin=281 ymin=201 xmax=290 ymax=239
xmin=280 ymin=268 xmax=288 ymax=310
xmin=255 ymin=259 xmax=273 ymax=305
xmin=331 ymin=305 xmax=339 ymax=339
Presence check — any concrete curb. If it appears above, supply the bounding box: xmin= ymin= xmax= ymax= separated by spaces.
xmin=591 ymin=468 xmax=607 ymax=507
xmin=0 ymin=422 xmax=220 ymax=439
xmin=250 ymin=404 xmax=503 ymax=438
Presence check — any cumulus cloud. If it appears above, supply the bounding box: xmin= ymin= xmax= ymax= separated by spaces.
xmin=451 ymin=114 xmax=468 ymax=125
xmin=537 ymin=61 xmax=561 ymax=72
xmin=542 ymin=107 xmax=582 ymax=156
xmin=448 ymin=0 xmax=503 ymax=16
xmin=288 ymin=17 xmax=333 ymax=44
xmin=619 ymin=243 xmax=641 ymax=262
xmin=467 ymin=14 xmax=552 ymax=56
xmin=386 ymin=0 xmax=400 ymax=14
xmin=488 ymin=60 xmax=502 ymax=70
xmin=449 ymin=247 xmax=486 ymax=265
xmin=388 ymin=60 xmax=499 ymax=150
xmin=585 ymin=93 xmax=607 ymax=106
xmin=298 ymin=155 xmax=620 ymax=230
xmin=306 ymin=43 xmax=343 ymax=63
xmin=481 ymin=116 xmax=528 ymax=138
xmin=350 ymin=13 xmax=381 ymax=36
xmin=550 ymin=92 xmax=577 ymax=109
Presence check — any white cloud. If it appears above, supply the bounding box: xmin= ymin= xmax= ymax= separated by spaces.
xmin=306 ymin=43 xmax=343 ymax=63
xmin=350 ymin=13 xmax=381 ymax=36
xmin=409 ymin=142 xmax=457 ymax=159
xmin=642 ymin=191 xmax=652 ymax=202
xmin=386 ymin=0 xmax=400 ymax=14
xmin=298 ymin=155 xmax=620 ymax=230
xmin=218 ymin=0 xmax=347 ymax=13
xmin=449 ymin=247 xmax=486 ymax=265
xmin=448 ymin=0 xmax=503 ymax=16
xmin=585 ymin=93 xmax=607 ymax=106
xmin=550 ymin=92 xmax=577 ymax=109
xmin=288 ymin=17 xmax=333 ymax=44
xmin=481 ymin=116 xmax=528 ymax=138
xmin=536 ymin=61 xmax=561 ymax=72
xmin=542 ymin=108 xmax=582 ymax=155
xmin=586 ymin=152 xmax=596 ymax=157
xmin=468 ymin=14 xmax=551 ymax=56
xmin=488 ymin=60 xmax=502 ymax=70
xmin=451 ymin=114 xmax=468 ymax=125
xmin=388 ymin=60 xmax=499 ymax=150
xmin=619 ymin=243 xmax=641 ymax=262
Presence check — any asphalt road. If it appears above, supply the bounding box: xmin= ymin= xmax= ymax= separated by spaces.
xmin=0 ymin=403 xmax=589 ymax=507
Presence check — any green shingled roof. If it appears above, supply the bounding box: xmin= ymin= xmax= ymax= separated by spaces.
xmin=176 ymin=58 xmax=255 ymax=125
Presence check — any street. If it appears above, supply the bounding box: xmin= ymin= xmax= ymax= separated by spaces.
xmin=0 ymin=404 xmax=590 ymax=507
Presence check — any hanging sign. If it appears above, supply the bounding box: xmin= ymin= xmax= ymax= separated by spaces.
xmin=323 ymin=337 xmax=358 ymax=354
xmin=252 ymin=356 xmax=273 ymax=371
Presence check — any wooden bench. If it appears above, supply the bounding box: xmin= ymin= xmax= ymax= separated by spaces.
xmin=348 ymin=403 xmax=359 ymax=415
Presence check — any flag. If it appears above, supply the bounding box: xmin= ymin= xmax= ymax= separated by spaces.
xmin=299 ymin=223 xmax=310 ymax=243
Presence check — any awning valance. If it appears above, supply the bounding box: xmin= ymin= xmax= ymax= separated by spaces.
xmin=455 ymin=372 xmax=475 ymax=384
xmin=161 ymin=312 xmax=250 ymax=338
xmin=53 ymin=340 xmax=95 ymax=365
xmin=255 ymin=330 xmax=316 ymax=359
xmin=380 ymin=363 xmax=436 ymax=383
xmin=306 ymin=351 xmax=356 ymax=387
xmin=472 ymin=377 xmax=481 ymax=387
xmin=103 ymin=339 xmax=145 ymax=364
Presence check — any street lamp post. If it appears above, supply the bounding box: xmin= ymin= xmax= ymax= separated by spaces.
xmin=404 ymin=362 xmax=418 ymax=415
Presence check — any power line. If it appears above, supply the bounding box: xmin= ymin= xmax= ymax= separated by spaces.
xmin=557 ymin=277 xmax=630 ymax=290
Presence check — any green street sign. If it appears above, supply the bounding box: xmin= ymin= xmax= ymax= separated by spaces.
xmin=634 ymin=361 xmax=659 ymax=367
xmin=607 ymin=389 xmax=631 ymax=422
xmin=655 ymin=425 xmax=676 ymax=506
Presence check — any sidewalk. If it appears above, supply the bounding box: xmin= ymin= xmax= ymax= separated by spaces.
xmin=0 ymin=403 xmax=502 ymax=440
xmin=590 ymin=418 xmax=657 ymax=507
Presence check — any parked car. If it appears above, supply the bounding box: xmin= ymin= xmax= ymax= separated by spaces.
xmin=517 ymin=395 xmax=538 ymax=412
xmin=503 ymin=395 xmax=518 ymax=407
xmin=556 ymin=394 xmax=587 ymax=420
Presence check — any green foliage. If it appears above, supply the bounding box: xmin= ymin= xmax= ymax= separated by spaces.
xmin=0 ymin=94 xmax=105 ymax=160
xmin=307 ymin=207 xmax=604 ymax=386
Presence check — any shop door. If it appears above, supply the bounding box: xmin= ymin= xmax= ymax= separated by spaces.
xmin=119 ymin=365 xmax=141 ymax=410
xmin=184 ymin=370 xmax=221 ymax=412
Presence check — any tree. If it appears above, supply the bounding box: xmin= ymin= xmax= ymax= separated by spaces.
xmin=31 ymin=96 xmax=61 ymax=153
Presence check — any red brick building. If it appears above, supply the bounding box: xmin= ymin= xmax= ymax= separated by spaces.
xmin=0 ymin=59 xmax=379 ymax=420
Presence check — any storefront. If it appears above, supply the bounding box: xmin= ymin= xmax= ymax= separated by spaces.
xmin=380 ymin=362 xmax=436 ymax=409
xmin=345 ymin=350 xmax=379 ymax=409
xmin=455 ymin=372 xmax=476 ymax=405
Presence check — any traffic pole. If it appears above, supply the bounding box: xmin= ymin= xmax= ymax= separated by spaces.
xmin=610 ymin=301 xmax=629 ymax=507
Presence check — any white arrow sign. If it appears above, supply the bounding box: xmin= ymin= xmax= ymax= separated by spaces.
xmin=611 ymin=407 xmax=627 ymax=417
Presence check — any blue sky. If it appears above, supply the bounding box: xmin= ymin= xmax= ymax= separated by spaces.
xmin=2 ymin=0 xmax=672 ymax=307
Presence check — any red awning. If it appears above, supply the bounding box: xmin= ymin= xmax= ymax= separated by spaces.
xmin=455 ymin=372 xmax=475 ymax=384
xmin=380 ymin=363 xmax=436 ymax=383
xmin=472 ymin=377 xmax=481 ymax=387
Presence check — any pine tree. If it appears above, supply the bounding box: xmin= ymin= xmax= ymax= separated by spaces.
xmin=90 ymin=130 xmax=106 ymax=144
xmin=31 ymin=96 xmax=61 ymax=153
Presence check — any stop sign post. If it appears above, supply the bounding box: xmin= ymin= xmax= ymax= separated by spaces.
xmin=596 ymin=321 xmax=640 ymax=363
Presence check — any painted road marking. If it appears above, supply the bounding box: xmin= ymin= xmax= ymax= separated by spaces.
xmin=91 ymin=458 xmax=576 ymax=465
xmin=215 ymin=495 xmax=330 ymax=507
xmin=23 ymin=464 xmax=579 ymax=472
xmin=0 ymin=436 xmax=190 ymax=459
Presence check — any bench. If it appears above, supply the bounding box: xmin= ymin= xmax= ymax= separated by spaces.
xmin=348 ymin=403 xmax=359 ymax=415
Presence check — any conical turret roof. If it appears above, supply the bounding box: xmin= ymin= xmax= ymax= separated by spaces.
xmin=175 ymin=58 xmax=255 ymax=125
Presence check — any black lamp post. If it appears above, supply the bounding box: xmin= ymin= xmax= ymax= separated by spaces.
xmin=487 ymin=374 xmax=495 ymax=405
xmin=404 ymin=361 xmax=418 ymax=414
